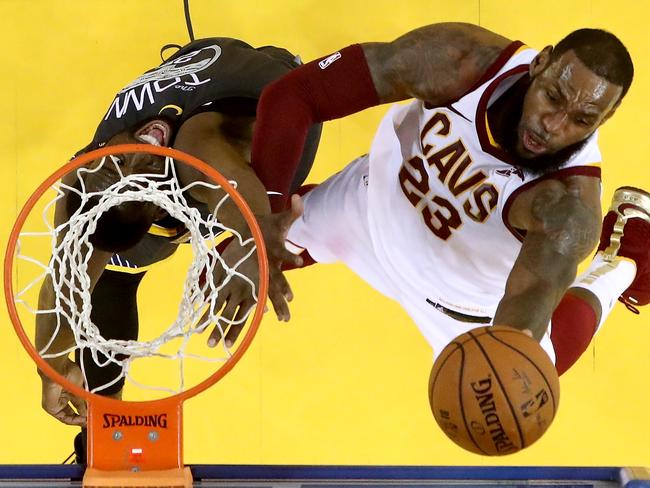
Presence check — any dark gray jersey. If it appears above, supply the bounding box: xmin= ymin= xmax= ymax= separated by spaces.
xmin=89 ymin=37 xmax=301 ymax=147
xmin=84 ymin=38 xmax=322 ymax=270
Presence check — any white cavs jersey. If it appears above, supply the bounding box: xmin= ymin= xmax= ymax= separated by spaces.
xmin=286 ymin=41 xmax=602 ymax=358
xmin=366 ymin=41 xmax=602 ymax=320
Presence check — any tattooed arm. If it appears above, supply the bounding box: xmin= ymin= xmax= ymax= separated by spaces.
xmin=362 ymin=23 xmax=511 ymax=104
xmin=495 ymin=176 xmax=602 ymax=340
xmin=252 ymin=23 xmax=512 ymax=211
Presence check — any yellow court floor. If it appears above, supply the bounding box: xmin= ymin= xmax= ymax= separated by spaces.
xmin=1 ymin=0 xmax=649 ymax=467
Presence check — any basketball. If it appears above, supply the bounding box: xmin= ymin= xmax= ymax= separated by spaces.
xmin=428 ymin=326 xmax=560 ymax=456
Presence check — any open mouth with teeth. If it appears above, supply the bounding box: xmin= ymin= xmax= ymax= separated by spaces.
xmin=134 ymin=120 xmax=172 ymax=146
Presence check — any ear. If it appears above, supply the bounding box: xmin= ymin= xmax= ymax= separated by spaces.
xmin=529 ymin=45 xmax=553 ymax=78
xmin=600 ymin=98 xmax=622 ymax=125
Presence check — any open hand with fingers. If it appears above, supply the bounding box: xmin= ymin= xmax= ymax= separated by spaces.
xmin=206 ymin=240 xmax=263 ymax=348
xmin=40 ymin=359 xmax=87 ymax=426
xmin=256 ymin=194 xmax=306 ymax=315
xmin=206 ymin=195 xmax=305 ymax=348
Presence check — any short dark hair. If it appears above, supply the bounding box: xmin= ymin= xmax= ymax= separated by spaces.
xmin=552 ymin=28 xmax=634 ymax=101
xmin=65 ymin=181 xmax=155 ymax=253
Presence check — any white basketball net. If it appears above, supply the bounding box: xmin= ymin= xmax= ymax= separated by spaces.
xmin=13 ymin=154 xmax=260 ymax=396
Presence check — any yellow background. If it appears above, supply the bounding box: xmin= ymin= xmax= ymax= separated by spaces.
xmin=1 ymin=0 xmax=649 ymax=468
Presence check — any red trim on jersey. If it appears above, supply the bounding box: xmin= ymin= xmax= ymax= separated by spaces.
xmin=467 ymin=41 xmax=525 ymax=94
xmin=293 ymin=183 xmax=318 ymax=198
xmin=501 ymin=165 xmax=602 ymax=242
xmin=425 ymin=40 xmax=526 ymax=110
xmin=475 ymin=64 xmax=530 ymax=163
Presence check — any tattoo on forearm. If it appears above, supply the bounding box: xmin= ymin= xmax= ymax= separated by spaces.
xmin=531 ymin=188 xmax=600 ymax=259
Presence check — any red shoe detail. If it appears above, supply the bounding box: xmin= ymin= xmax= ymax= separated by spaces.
xmin=598 ymin=187 xmax=650 ymax=309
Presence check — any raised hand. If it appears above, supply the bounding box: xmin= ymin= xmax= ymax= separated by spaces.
xmin=206 ymin=195 xmax=305 ymax=348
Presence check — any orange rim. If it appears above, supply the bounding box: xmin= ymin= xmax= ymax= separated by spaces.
xmin=4 ymin=143 xmax=269 ymax=407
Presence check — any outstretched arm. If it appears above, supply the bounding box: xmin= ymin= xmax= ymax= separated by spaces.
xmin=35 ymin=183 xmax=112 ymax=425
xmin=252 ymin=22 xmax=511 ymax=210
xmin=495 ymin=176 xmax=602 ymax=340
xmin=363 ymin=23 xmax=510 ymax=103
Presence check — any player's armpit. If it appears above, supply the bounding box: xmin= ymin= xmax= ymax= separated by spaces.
xmin=494 ymin=178 xmax=601 ymax=340
xmin=362 ymin=22 xmax=511 ymax=104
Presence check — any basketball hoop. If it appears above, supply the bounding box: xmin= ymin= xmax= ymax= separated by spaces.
xmin=4 ymin=144 xmax=269 ymax=487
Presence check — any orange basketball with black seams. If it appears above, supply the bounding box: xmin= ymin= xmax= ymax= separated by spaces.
xmin=428 ymin=325 xmax=560 ymax=456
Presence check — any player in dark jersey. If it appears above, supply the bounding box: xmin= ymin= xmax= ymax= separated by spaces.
xmin=36 ymin=38 xmax=322 ymax=446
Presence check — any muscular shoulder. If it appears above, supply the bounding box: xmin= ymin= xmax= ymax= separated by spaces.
xmin=509 ymin=175 xmax=602 ymax=259
xmin=362 ymin=23 xmax=512 ymax=104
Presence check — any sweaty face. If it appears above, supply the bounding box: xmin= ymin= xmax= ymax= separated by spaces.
xmin=516 ymin=50 xmax=622 ymax=161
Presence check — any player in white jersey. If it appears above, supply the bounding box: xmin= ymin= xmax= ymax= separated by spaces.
xmin=284 ymin=42 xmax=604 ymax=361
xmin=242 ymin=23 xmax=647 ymax=375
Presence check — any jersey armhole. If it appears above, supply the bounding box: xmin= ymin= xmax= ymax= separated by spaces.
xmin=500 ymin=165 xmax=602 ymax=242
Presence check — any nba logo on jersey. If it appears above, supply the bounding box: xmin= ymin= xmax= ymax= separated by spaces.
xmin=495 ymin=167 xmax=525 ymax=180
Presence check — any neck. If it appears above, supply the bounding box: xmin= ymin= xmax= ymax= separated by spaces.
xmin=486 ymin=75 xmax=530 ymax=149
